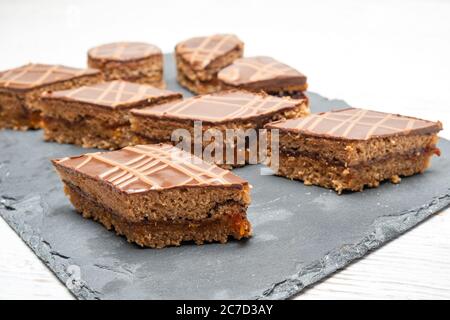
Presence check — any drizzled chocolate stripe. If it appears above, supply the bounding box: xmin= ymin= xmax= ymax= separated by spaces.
xmin=176 ymin=34 xmax=243 ymax=69
xmin=218 ymin=56 xmax=306 ymax=86
xmin=266 ymin=108 xmax=442 ymax=140
xmin=54 ymin=144 xmax=247 ymax=194
xmin=41 ymin=80 xmax=181 ymax=109
xmin=131 ymin=90 xmax=303 ymax=122
xmin=88 ymin=42 xmax=162 ymax=61
xmin=0 ymin=64 xmax=99 ymax=91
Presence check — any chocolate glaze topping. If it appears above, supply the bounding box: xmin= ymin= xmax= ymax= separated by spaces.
xmin=0 ymin=64 xmax=99 ymax=91
xmin=218 ymin=56 xmax=307 ymax=89
xmin=88 ymin=42 xmax=162 ymax=62
xmin=131 ymin=90 xmax=304 ymax=123
xmin=41 ymin=80 xmax=182 ymax=109
xmin=266 ymin=108 xmax=443 ymax=140
xmin=175 ymin=34 xmax=243 ymax=70
xmin=53 ymin=144 xmax=247 ymax=194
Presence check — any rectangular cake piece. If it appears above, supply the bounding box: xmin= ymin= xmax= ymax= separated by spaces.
xmin=265 ymin=108 xmax=442 ymax=193
xmin=52 ymin=143 xmax=252 ymax=248
xmin=175 ymin=34 xmax=244 ymax=94
xmin=37 ymin=80 xmax=182 ymax=150
xmin=87 ymin=42 xmax=165 ymax=88
xmin=130 ymin=90 xmax=309 ymax=168
xmin=0 ymin=63 xmax=101 ymax=130
xmin=218 ymin=56 xmax=308 ymax=99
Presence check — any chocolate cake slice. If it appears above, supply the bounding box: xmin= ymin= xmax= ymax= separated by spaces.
xmin=52 ymin=143 xmax=252 ymax=248
xmin=0 ymin=63 xmax=101 ymax=130
xmin=130 ymin=90 xmax=309 ymax=168
xmin=38 ymin=80 xmax=182 ymax=149
xmin=218 ymin=56 xmax=307 ymax=99
xmin=88 ymin=42 xmax=164 ymax=87
xmin=175 ymin=34 xmax=244 ymax=94
xmin=265 ymin=108 xmax=443 ymax=193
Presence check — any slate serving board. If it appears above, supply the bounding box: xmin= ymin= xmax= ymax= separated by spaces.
xmin=1 ymin=54 xmax=449 ymax=300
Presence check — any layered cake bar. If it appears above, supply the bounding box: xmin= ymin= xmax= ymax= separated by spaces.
xmin=38 ymin=80 xmax=182 ymax=150
xmin=218 ymin=56 xmax=308 ymax=99
xmin=175 ymin=34 xmax=244 ymax=94
xmin=130 ymin=90 xmax=309 ymax=168
xmin=52 ymin=143 xmax=252 ymax=248
xmin=88 ymin=42 xmax=164 ymax=87
xmin=0 ymin=63 xmax=101 ymax=130
xmin=265 ymin=108 xmax=443 ymax=193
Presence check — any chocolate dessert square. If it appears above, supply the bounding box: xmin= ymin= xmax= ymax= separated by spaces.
xmin=130 ymin=90 xmax=309 ymax=168
xmin=0 ymin=64 xmax=101 ymax=130
xmin=52 ymin=143 xmax=252 ymax=248
xmin=218 ymin=56 xmax=308 ymax=99
xmin=38 ymin=80 xmax=182 ymax=149
xmin=175 ymin=34 xmax=244 ymax=94
xmin=88 ymin=42 xmax=164 ymax=88
xmin=265 ymin=108 xmax=442 ymax=193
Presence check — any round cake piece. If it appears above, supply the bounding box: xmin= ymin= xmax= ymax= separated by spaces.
xmin=88 ymin=42 xmax=164 ymax=88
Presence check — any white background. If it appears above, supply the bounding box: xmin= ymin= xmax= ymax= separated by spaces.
xmin=1 ymin=0 xmax=450 ymax=299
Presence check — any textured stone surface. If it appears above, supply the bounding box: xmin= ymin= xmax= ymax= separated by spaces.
xmin=0 ymin=54 xmax=449 ymax=300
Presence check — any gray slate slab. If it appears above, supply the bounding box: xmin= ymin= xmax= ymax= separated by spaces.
xmin=0 ymin=54 xmax=449 ymax=299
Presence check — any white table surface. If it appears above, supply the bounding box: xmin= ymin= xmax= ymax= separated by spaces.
xmin=0 ymin=0 xmax=449 ymax=300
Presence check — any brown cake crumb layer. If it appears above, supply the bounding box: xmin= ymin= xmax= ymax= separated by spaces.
xmin=175 ymin=34 xmax=244 ymax=94
xmin=277 ymin=132 xmax=439 ymax=167
xmin=131 ymin=90 xmax=309 ymax=168
xmin=42 ymin=116 xmax=134 ymax=150
xmin=277 ymin=149 xmax=435 ymax=193
xmin=38 ymin=81 xmax=182 ymax=149
xmin=88 ymin=42 xmax=164 ymax=88
xmin=0 ymin=91 xmax=41 ymax=130
xmin=0 ymin=64 xmax=101 ymax=130
xmin=64 ymin=183 xmax=251 ymax=248
xmin=176 ymin=69 xmax=222 ymax=95
xmin=51 ymin=144 xmax=252 ymax=248
xmin=266 ymin=108 xmax=442 ymax=193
